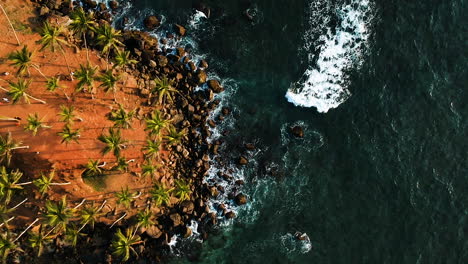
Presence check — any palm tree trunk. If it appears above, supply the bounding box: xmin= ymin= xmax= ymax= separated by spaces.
xmin=50 ymin=182 xmax=71 ymax=186
xmin=26 ymin=93 xmax=47 ymax=104
xmin=0 ymin=4 xmax=20 ymax=46
xmin=14 ymin=218 xmax=39 ymax=242
xmin=12 ymin=146 xmax=29 ymax=150
xmin=110 ymin=212 xmax=127 ymax=228
xmin=32 ymin=64 xmax=48 ymax=80
xmin=0 ymin=117 xmax=18 ymax=122
xmin=0 ymin=216 xmax=14 ymax=228
xmin=73 ymin=198 xmax=86 ymax=209
xmin=11 ymin=198 xmax=27 ymax=210
xmin=17 ymin=181 xmax=32 ymax=186
xmin=83 ymin=32 xmax=90 ymax=63
xmin=58 ymin=43 xmax=74 ymax=80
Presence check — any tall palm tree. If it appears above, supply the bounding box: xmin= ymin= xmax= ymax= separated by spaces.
xmin=152 ymin=76 xmax=178 ymax=104
xmin=33 ymin=170 xmax=71 ymax=197
xmin=144 ymin=110 xmax=169 ymax=138
xmin=39 ymin=21 xmax=72 ymax=77
xmin=164 ymin=126 xmax=185 ymax=146
xmin=69 ymin=7 xmax=96 ymax=63
xmin=0 ymin=233 xmax=15 ymax=263
xmin=0 ymin=4 xmax=20 ymax=45
xmin=78 ymin=203 xmax=103 ymax=230
xmin=24 ymin=113 xmax=51 ymax=136
xmin=0 ymin=133 xmax=29 ymax=166
xmin=97 ymin=70 xmax=121 ymax=99
xmin=43 ymin=196 xmax=73 ymax=233
xmin=150 ymin=184 xmax=172 ymax=206
xmin=0 ymin=167 xmax=30 ymax=205
xmin=113 ymin=156 xmax=129 ymax=172
xmin=74 ymin=63 xmax=98 ymax=97
xmin=27 ymin=228 xmax=52 ymax=257
xmin=94 ymin=24 xmax=123 ymax=61
xmin=7 ymin=46 xmax=46 ymax=78
xmin=108 ymin=104 xmax=134 ymax=129
xmin=64 ymin=224 xmax=84 ymax=247
xmin=142 ymin=139 xmax=160 ymax=159
xmin=83 ymin=159 xmax=103 ymax=177
xmin=113 ymin=49 xmax=137 ymax=69
xmin=115 ymin=187 xmax=134 ymax=209
xmin=46 ymin=76 xmax=69 ymax=100
xmin=57 ymin=124 xmax=81 ymax=144
xmin=0 ymin=79 xmax=46 ymax=104
xmin=58 ymin=105 xmax=81 ymax=124
xmin=135 ymin=208 xmax=154 ymax=229
xmin=98 ymin=128 xmax=127 ymax=157
xmin=174 ymin=179 xmax=191 ymax=202
xmin=141 ymin=160 xmax=158 ymax=179
xmin=111 ymin=227 xmax=142 ymax=262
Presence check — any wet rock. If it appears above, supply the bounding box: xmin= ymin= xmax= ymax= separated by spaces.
xmin=187 ymin=104 xmax=195 ymax=113
xmin=225 ymin=211 xmax=236 ymax=219
xmin=235 ymin=179 xmax=245 ymax=185
xmin=208 ymin=120 xmax=216 ymax=128
xmin=149 ymin=60 xmax=157 ymax=68
xmin=144 ymin=15 xmax=160 ymax=30
xmin=245 ymin=143 xmax=255 ymax=150
xmin=196 ymin=70 xmax=207 ymax=85
xmin=238 ymin=156 xmax=248 ymax=165
xmin=176 ymin=47 xmax=185 ymax=57
xmin=198 ymin=59 xmax=209 ymax=69
xmin=209 ymin=186 xmax=219 ymax=197
xmin=207 ymin=80 xmax=224 ymax=93
xmin=235 ymin=193 xmax=248 ymax=205
xmin=156 ymin=55 xmax=168 ymax=67
xmin=188 ymin=61 xmax=197 ymax=72
xmin=291 ymin=126 xmax=304 ymax=138
xmin=174 ymin=24 xmax=186 ymax=36
xmin=98 ymin=3 xmax=106 ymax=11
xmin=181 ymin=226 xmax=192 ymax=238
xmin=39 ymin=6 xmax=50 ymax=16
xmin=109 ymin=0 xmax=119 ymax=10
xmin=180 ymin=200 xmax=195 ymax=214
xmin=145 ymin=225 xmax=162 ymax=238
xmin=170 ymin=213 xmax=183 ymax=227
xmin=222 ymin=107 xmax=230 ymax=115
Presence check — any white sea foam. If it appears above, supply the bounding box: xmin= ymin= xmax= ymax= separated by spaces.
xmin=286 ymin=0 xmax=375 ymax=112
xmin=280 ymin=233 xmax=312 ymax=254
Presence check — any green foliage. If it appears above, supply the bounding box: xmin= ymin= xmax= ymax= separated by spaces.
xmin=152 ymin=76 xmax=177 ymax=104
xmin=108 ymin=104 xmax=134 ymax=129
xmin=44 ymin=196 xmax=73 ymax=233
xmin=98 ymin=128 xmax=127 ymax=157
xmin=0 ymin=133 xmax=28 ymax=166
xmin=79 ymin=203 xmax=103 ymax=229
xmin=7 ymin=78 xmax=31 ymax=104
xmin=57 ymin=124 xmax=81 ymax=144
xmin=45 ymin=76 xmax=60 ymax=92
xmin=0 ymin=167 xmax=24 ymax=205
xmin=64 ymin=224 xmax=84 ymax=247
xmin=83 ymin=159 xmax=103 ymax=178
xmin=58 ymin=105 xmax=78 ymax=124
xmin=69 ymin=7 xmax=96 ymax=36
xmin=150 ymin=184 xmax=172 ymax=206
xmin=144 ymin=110 xmax=169 ymax=137
xmin=94 ymin=24 xmax=123 ymax=55
xmin=28 ymin=229 xmax=52 ymax=257
xmin=113 ymin=156 xmax=129 ymax=172
xmin=74 ymin=63 xmax=97 ymax=93
xmin=173 ymin=179 xmax=191 ymax=202
xmin=135 ymin=209 xmax=154 ymax=229
xmin=7 ymin=45 xmax=32 ymax=76
xmin=115 ymin=187 xmax=134 ymax=209
xmin=97 ymin=70 xmax=120 ymax=94
xmin=142 ymin=139 xmax=160 ymax=159
xmin=38 ymin=21 xmax=67 ymax=52
xmin=113 ymin=49 xmax=137 ymax=68
xmin=0 ymin=233 xmax=15 ymax=263
xmin=141 ymin=160 xmax=158 ymax=179
xmin=24 ymin=113 xmax=50 ymax=136
xmin=33 ymin=170 xmax=57 ymax=197
xmin=164 ymin=125 xmax=185 ymax=145
xmin=111 ymin=227 xmax=141 ymax=262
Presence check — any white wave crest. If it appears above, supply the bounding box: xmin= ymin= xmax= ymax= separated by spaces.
xmin=286 ymin=0 xmax=375 ymax=112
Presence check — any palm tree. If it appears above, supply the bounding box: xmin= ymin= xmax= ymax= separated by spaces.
xmin=0 ymin=233 xmax=15 ymax=263
xmin=78 ymin=203 xmax=103 ymax=230
xmin=164 ymin=126 xmax=185 ymax=146
xmin=0 ymin=4 xmax=20 ymax=45
xmin=0 ymin=79 xmax=46 ymax=104
xmin=150 ymin=184 xmax=172 ymax=206
xmin=97 ymin=70 xmax=121 ymax=99
xmin=113 ymin=156 xmax=129 ymax=172
xmin=174 ymin=179 xmax=191 ymax=202
xmin=43 ymin=196 xmax=73 ymax=233
xmin=57 ymin=124 xmax=81 ymax=144
xmin=141 ymin=160 xmax=158 ymax=179
xmin=39 ymin=21 xmax=72 ymax=77
xmin=0 ymin=133 xmax=29 ymax=166
xmin=33 ymin=170 xmax=71 ymax=197
xmin=0 ymin=167 xmax=30 ymax=205
xmin=115 ymin=187 xmax=134 ymax=209
xmin=135 ymin=209 xmax=154 ymax=229
xmin=144 ymin=110 xmax=169 ymax=138
xmin=152 ymin=76 xmax=178 ymax=104
xmin=65 ymin=224 xmax=84 ymax=247
xmin=94 ymin=24 xmax=123 ymax=61
xmin=74 ymin=63 xmax=98 ymax=97
xmin=24 ymin=113 xmax=51 ymax=136
xmin=58 ymin=105 xmax=81 ymax=124
xmin=7 ymin=46 xmax=46 ymax=78
xmin=111 ymin=227 xmax=142 ymax=262
xmin=83 ymin=159 xmax=103 ymax=177
xmin=27 ymin=228 xmax=52 ymax=257
xmin=108 ymin=104 xmax=134 ymax=129
xmin=142 ymin=139 xmax=160 ymax=159
xmin=113 ymin=49 xmax=137 ymax=69
xmin=98 ymin=128 xmax=127 ymax=157
xmin=69 ymin=7 xmax=96 ymax=62
xmin=46 ymin=76 xmax=69 ymax=100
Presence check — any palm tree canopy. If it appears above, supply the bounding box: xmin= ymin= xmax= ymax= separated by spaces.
xmin=114 ymin=49 xmax=137 ymax=68
xmin=79 ymin=203 xmax=103 ymax=229
xmin=115 ymin=187 xmax=134 ymax=208
xmin=108 ymin=104 xmax=134 ymax=129
xmin=164 ymin=125 xmax=185 ymax=145
xmin=7 ymin=78 xmax=32 ymax=104
xmin=98 ymin=128 xmax=127 ymax=157
xmin=151 ymin=184 xmax=173 ymax=206
xmin=84 ymin=159 xmax=102 ymax=177
xmin=39 ymin=21 xmax=67 ymax=52
xmin=33 ymin=170 xmax=57 ymax=197
xmin=152 ymin=76 xmax=178 ymax=104
xmin=174 ymin=179 xmax=191 ymax=202
xmin=135 ymin=209 xmax=154 ymax=228
xmin=0 ymin=167 xmax=24 ymax=205
xmin=58 ymin=105 xmax=76 ymax=124
xmin=0 ymin=233 xmax=15 ymax=262
xmin=27 ymin=229 xmax=52 ymax=257
xmin=24 ymin=113 xmax=50 ymax=136
xmin=111 ymin=227 xmax=142 ymax=262
xmin=57 ymin=124 xmax=81 ymax=144
xmin=141 ymin=161 xmax=158 ymax=178
xmin=74 ymin=63 xmax=97 ymax=92
xmin=8 ymin=45 xmax=32 ymax=76
xmin=0 ymin=133 xmax=28 ymax=166
xmin=44 ymin=196 xmax=73 ymax=232
xmin=45 ymin=76 xmax=60 ymax=92
xmin=97 ymin=70 xmax=120 ymax=93
xmin=142 ymin=139 xmax=160 ymax=159
xmin=69 ymin=7 xmax=96 ymax=36
xmin=145 ymin=110 xmax=169 ymax=137
xmin=94 ymin=23 xmax=123 ymax=55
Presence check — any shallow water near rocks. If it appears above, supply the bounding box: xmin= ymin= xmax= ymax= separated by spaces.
xmin=114 ymin=0 xmax=467 ymax=263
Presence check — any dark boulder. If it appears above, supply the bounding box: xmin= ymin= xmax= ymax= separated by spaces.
xmin=144 ymin=15 xmax=160 ymax=30
xmin=225 ymin=211 xmax=236 ymax=219
xmin=207 ymin=80 xmax=224 ymax=93
xmin=169 ymin=213 xmax=183 ymax=227
xmin=198 ymin=60 xmax=209 ymax=69
xmin=109 ymin=0 xmax=119 ymax=10
xmin=238 ymin=156 xmax=248 ymax=165
xmin=145 ymin=225 xmax=163 ymax=239
xmin=181 ymin=226 xmax=192 ymax=238
xmin=174 ymin=24 xmax=186 ymax=36
xmin=196 ymin=70 xmax=207 ymax=85
xmin=180 ymin=200 xmax=195 ymax=214
xmin=235 ymin=193 xmax=247 ymax=205
xmin=291 ymin=126 xmax=304 ymax=138
xmin=156 ymin=55 xmax=168 ymax=67
xmin=244 ymin=143 xmax=255 ymax=150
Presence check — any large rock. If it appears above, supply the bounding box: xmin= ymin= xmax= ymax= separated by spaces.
xmin=144 ymin=15 xmax=160 ymax=30
xmin=196 ymin=70 xmax=207 ymax=85
xmin=169 ymin=213 xmax=183 ymax=227
xmin=174 ymin=24 xmax=186 ymax=36
xmin=145 ymin=226 xmax=162 ymax=239
xmin=225 ymin=211 xmax=236 ymax=219
xmin=181 ymin=226 xmax=192 ymax=238
xmin=238 ymin=156 xmax=248 ymax=165
xmin=156 ymin=55 xmax=168 ymax=67
xmin=291 ymin=126 xmax=304 ymax=138
xmin=180 ymin=200 xmax=195 ymax=214
xmin=207 ymin=80 xmax=224 ymax=93
xmin=109 ymin=0 xmax=119 ymax=10
xmin=235 ymin=193 xmax=248 ymax=205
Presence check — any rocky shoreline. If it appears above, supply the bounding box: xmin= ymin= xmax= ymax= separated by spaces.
xmin=1 ymin=0 xmax=248 ymax=263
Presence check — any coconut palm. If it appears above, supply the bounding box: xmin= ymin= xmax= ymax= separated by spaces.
xmin=46 ymin=76 xmax=69 ymax=100
xmin=150 ymin=184 xmax=172 ymax=206
xmin=58 ymin=105 xmax=81 ymax=124
xmin=28 ymin=228 xmax=52 ymax=257
xmin=78 ymin=203 xmax=103 ymax=230
xmin=113 ymin=49 xmax=137 ymax=69
xmin=97 ymin=70 xmax=121 ymax=99
xmin=24 ymin=113 xmax=51 ymax=136
xmin=74 ymin=63 xmax=98 ymax=97
xmin=111 ymin=227 xmax=142 ymax=262
xmin=108 ymin=104 xmax=134 ymax=129
xmin=0 ymin=4 xmax=20 ymax=45
xmin=65 ymin=224 xmax=84 ymax=247
xmin=135 ymin=209 xmax=154 ymax=229
xmin=98 ymin=128 xmax=127 ymax=157
xmin=0 ymin=133 xmax=29 ymax=166
xmin=141 ymin=160 xmax=158 ymax=179
xmin=0 ymin=79 xmax=46 ymax=104
xmin=144 ymin=110 xmax=169 ymax=138
xmin=173 ymin=179 xmax=191 ymax=202
xmin=0 ymin=167 xmax=30 ymax=205
xmin=94 ymin=23 xmax=123 ymax=59
xmin=152 ymin=76 xmax=178 ymax=104
xmin=7 ymin=46 xmax=46 ymax=78
xmin=164 ymin=126 xmax=185 ymax=146
xmin=38 ymin=21 xmax=72 ymax=76
xmin=115 ymin=187 xmax=134 ymax=209
xmin=83 ymin=159 xmax=103 ymax=177
xmin=0 ymin=233 xmax=15 ymax=263
xmin=43 ymin=196 xmax=73 ymax=233
xmin=113 ymin=156 xmax=130 ymax=172
xmin=69 ymin=7 xmax=96 ymax=62
xmin=57 ymin=124 xmax=81 ymax=144
xmin=33 ymin=170 xmax=71 ymax=197
xmin=142 ymin=139 xmax=160 ymax=159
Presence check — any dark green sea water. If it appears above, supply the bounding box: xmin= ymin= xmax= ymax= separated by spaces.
xmin=120 ymin=0 xmax=467 ymax=263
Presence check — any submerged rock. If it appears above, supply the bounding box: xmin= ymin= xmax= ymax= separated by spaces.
xmin=238 ymin=156 xmax=248 ymax=165
xmin=174 ymin=24 xmax=186 ymax=36
xmin=207 ymin=80 xmax=224 ymax=93
xmin=291 ymin=125 xmax=304 ymax=138
xmin=225 ymin=211 xmax=236 ymax=219
xmin=235 ymin=193 xmax=248 ymax=205
xmin=109 ymin=0 xmax=119 ymax=10
xmin=144 ymin=15 xmax=160 ymax=30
